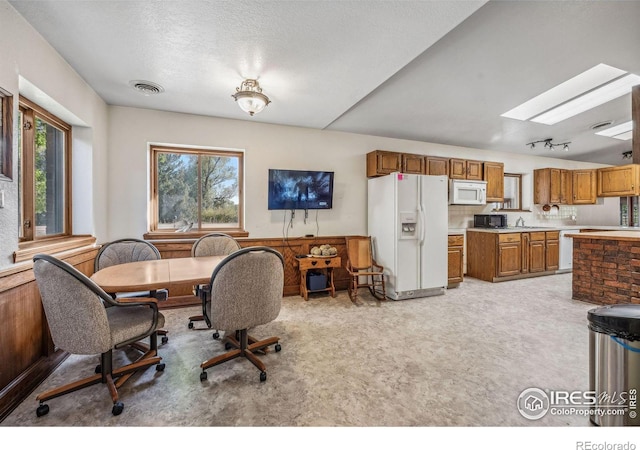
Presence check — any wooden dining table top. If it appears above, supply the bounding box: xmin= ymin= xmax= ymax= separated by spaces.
xmin=90 ymin=256 xmax=225 ymax=293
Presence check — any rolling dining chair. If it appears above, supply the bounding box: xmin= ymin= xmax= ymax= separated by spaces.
xmin=33 ymin=254 xmax=165 ymax=417
xmin=95 ymin=238 xmax=170 ymax=344
xmin=199 ymin=246 xmax=283 ymax=383
xmin=188 ymin=232 xmax=241 ymax=337
xmin=345 ymin=235 xmax=386 ymax=302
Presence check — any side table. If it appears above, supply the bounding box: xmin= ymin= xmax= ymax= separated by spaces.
xmin=296 ymin=256 xmax=341 ymax=301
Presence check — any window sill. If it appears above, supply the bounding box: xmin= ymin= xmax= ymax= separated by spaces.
xmin=14 ymin=235 xmax=97 ymax=263
xmin=143 ymin=230 xmax=249 ymax=240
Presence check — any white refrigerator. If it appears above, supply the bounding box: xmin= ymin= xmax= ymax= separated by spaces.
xmin=368 ymin=173 xmax=448 ymax=300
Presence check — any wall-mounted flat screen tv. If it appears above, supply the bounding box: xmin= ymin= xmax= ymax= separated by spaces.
xmin=268 ymin=169 xmax=334 ymax=210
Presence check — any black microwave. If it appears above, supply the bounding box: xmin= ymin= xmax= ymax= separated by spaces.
xmin=474 ymin=214 xmax=507 ymax=229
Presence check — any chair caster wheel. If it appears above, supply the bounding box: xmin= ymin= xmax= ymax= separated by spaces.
xmin=225 ymin=342 xmax=232 ymax=350
xmin=156 ymin=363 xmax=166 ymax=371
xmin=188 ymin=322 xmax=194 ymax=329
xmin=161 ymin=336 xmax=169 ymax=344
xmin=275 ymin=343 xmax=282 ymax=352
xmin=260 ymin=371 xmax=267 ymax=382
xmin=95 ymin=364 xmax=102 ymax=374
xmin=112 ymin=402 xmax=124 ymax=416
xmin=200 ymin=371 xmax=207 ymax=381
xmin=36 ymin=404 xmax=49 ymax=417
xmin=213 ymin=331 xmax=220 ymax=340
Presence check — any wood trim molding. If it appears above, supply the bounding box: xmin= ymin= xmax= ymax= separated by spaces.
xmin=143 ymin=230 xmax=250 ymax=240
xmin=13 ymin=235 xmax=97 ymax=263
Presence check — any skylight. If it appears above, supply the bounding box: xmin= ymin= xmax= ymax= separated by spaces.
xmin=501 ymin=64 xmax=626 ymax=121
xmin=595 ymin=120 xmax=633 ymax=141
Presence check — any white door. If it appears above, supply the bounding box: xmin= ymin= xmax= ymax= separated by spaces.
xmin=419 ymin=175 xmax=448 ymax=289
xmin=395 ymin=173 xmax=420 ymax=293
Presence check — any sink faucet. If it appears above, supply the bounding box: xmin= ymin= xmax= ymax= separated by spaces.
xmin=515 ymin=216 xmax=525 ymax=227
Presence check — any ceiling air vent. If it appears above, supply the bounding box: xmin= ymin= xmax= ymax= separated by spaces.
xmin=129 ymin=80 xmax=164 ymax=95
xmin=590 ymin=120 xmax=613 ymax=130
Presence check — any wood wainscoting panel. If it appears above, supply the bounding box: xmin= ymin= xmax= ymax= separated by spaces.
xmin=149 ymin=236 xmax=350 ymax=302
xmin=0 ymin=246 xmax=99 ymax=422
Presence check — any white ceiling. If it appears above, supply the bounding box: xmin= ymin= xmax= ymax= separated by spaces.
xmin=9 ymin=0 xmax=640 ymax=165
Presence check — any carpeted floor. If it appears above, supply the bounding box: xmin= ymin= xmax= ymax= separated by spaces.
xmin=1 ymin=273 xmax=597 ymax=427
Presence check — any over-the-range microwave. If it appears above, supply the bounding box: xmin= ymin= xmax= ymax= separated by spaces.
xmin=449 ymin=179 xmax=487 ymax=205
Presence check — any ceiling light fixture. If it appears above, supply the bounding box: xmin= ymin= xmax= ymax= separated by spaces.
xmin=595 ymin=120 xmax=633 ymax=140
xmin=531 ymin=74 xmax=640 ymax=125
xmin=232 ymin=79 xmax=271 ymax=116
xmin=501 ymin=64 xmax=626 ymax=121
xmin=527 ymin=138 xmax=571 ymax=151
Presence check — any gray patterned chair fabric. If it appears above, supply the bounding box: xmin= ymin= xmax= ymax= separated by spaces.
xmin=189 ymin=233 xmax=241 ymax=332
xmin=95 ymin=238 xmax=169 ymax=342
xmin=199 ymin=246 xmax=284 ymax=383
xmin=33 ymin=254 xmax=165 ymax=417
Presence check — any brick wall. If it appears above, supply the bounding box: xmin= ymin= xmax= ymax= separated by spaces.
xmin=572 ymin=238 xmax=640 ymax=304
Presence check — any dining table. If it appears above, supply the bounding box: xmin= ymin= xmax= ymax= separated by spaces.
xmin=90 ymin=255 xmax=225 ymax=294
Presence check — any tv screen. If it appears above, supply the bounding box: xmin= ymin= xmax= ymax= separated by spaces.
xmin=268 ymin=169 xmax=334 ymax=210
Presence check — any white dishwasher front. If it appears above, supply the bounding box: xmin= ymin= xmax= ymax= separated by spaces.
xmin=559 ymin=229 xmax=580 ymax=272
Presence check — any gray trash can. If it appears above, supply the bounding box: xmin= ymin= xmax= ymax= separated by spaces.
xmin=588 ymin=304 xmax=640 ymax=426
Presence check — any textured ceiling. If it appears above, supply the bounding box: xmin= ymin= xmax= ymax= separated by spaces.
xmin=9 ymin=0 xmax=640 ymax=165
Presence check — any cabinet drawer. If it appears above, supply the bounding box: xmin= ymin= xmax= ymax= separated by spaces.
xmin=298 ymin=257 xmax=341 ymax=270
xmin=498 ymin=233 xmax=521 ymax=243
xmin=528 ymin=232 xmax=546 ymax=241
xmin=448 ymin=235 xmax=464 ymax=246
xmin=545 ymin=231 xmax=560 ymax=240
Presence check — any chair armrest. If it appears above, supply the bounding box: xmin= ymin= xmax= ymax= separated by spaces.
xmin=113 ymin=297 xmax=158 ymax=307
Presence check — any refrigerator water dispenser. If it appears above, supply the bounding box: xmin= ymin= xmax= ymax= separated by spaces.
xmin=399 ymin=212 xmax=417 ymax=239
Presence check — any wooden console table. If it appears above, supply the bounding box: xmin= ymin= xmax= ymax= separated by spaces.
xmin=296 ymin=256 xmax=341 ymax=300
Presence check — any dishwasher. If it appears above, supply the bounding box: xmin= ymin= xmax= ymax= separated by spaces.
xmin=558 ymin=229 xmax=580 ymax=273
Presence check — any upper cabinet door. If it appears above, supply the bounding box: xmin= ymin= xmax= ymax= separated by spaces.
xmin=572 ymin=169 xmax=596 ymax=204
xmin=449 ymin=158 xmax=466 ymax=179
xmin=426 ymin=156 xmax=449 ymax=176
xmin=597 ymin=164 xmax=640 ymax=197
xmin=465 ymin=160 xmax=483 ymax=180
xmin=366 ymin=150 xmax=402 ymax=177
xmin=484 ymin=161 xmax=504 ymax=203
xmin=401 ymin=153 xmax=425 ymax=174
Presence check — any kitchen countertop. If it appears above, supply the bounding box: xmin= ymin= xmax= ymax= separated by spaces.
xmin=568 ymin=230 xmax=640 ymax=241
xmin=467 ymin=227 xmax=560 ymax=233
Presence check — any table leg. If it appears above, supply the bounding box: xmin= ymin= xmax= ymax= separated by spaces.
xmin=300 ymin=269 xmax=308 ymax=301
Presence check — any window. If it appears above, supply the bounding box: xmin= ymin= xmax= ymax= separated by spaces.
xmin=500 ymin=173 xmax=522 ymax=211
xmin=0 ymin=87 xmax=12 ymax=181
xmin=150 ymin=145 xmax=244 ymax=232
xmin=18 ymin=97 xmax=71 ymax=241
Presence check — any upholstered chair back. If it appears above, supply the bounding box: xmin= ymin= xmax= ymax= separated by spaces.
xmin=206 ymin=247 xmax=283 ymax=332
xmin=191 ymin=233 xmax=241 ymax=257
xmin=95 ymin=239 xmax=161 ymax=271
xmin=34 ymin=256 xmax=113 ymax=355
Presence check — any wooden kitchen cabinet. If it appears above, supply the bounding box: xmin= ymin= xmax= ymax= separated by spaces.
xmin=597 ymin=164 xmax=640 ymax=197
xmin=447 ymin=234 xmax=464 ymax=287
xmin=484 ymin=161 xmax=504 ymax=203
xmin=534 ymin=168 xmax=573 ymax=205
xmin=367 ymin=150 xmax=402 ymax=177
xmin=449 ymin=158 xmax=483 ymax=180
xmin=545 ymin=231 xmax=559 ymax=271
xmin=401 ymin=153 xmax=425 ymax=174
xmin=467 ymin=230 xmax=561 ymax=282
xmin=522 ymin=232 xmax=546 ymax=274
xmin=572 ymin=169 xmax=597 ymax=204
xmin=426 ymin=156 xmax=449 ymax=176
xmin=497 ymin=233 xmax=522 ymax=277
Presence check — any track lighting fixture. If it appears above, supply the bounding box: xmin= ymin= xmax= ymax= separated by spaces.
xmin=526 ymin=138 xmax=571 ymax=152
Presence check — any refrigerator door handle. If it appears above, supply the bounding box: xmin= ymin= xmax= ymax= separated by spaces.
xmin=419 ymin=204 xmax=426 ymax=246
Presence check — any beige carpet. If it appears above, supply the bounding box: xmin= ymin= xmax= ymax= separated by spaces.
xmin=2 ymin=273 xmax=597 ymax=427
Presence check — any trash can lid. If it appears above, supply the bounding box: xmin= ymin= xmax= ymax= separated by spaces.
xmin=588 ymin=304 xmax=640 ymax=341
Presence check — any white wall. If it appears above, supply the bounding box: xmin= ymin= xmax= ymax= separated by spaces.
xmin=0 ymin=1 xmax=109 ymax=270
xmin=107 ymin=106 xmax=612 ymax=241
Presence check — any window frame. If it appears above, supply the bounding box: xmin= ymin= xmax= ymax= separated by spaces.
xmin=500 ymin=173 xmax=523 ymax=212
xmin=0 ymin=87 xmax=13 ymax=181
xmin=18 ymin=96 xmax=72 ymax=243
xmin=149 ymin=144 xmax=245 ymax=234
